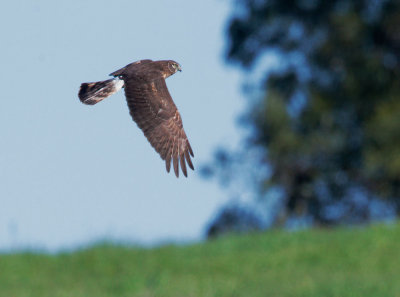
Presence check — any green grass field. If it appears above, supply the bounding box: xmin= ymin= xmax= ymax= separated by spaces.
xmin=1 ymin=223 xmax=400 ymax=297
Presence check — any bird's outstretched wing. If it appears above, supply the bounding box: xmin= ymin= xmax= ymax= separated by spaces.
xmin=123 ymin=75 xmax=194 ymax=177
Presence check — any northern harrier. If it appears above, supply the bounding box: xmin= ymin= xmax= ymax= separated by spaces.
xmin=78 ymin=59 xmax=194 ymax=177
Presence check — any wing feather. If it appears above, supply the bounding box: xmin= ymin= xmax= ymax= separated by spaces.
xmin=123 ymin=69 xmax=194 ymax=177
xmin=166 ymin=152 xmax=172 ymax=173
xmin=180 ymin=152 xmax=187 ymax=177
xmin=184 ymin=149 xmax=194 ymax=170
xmin=172 ymin=135 xmax=179 ymax=178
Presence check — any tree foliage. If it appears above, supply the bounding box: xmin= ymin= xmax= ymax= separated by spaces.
xmin=211 ymin=0 xmax=400 ymax=226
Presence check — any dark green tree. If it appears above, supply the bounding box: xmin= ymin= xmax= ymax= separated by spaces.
xmin=209 ymin=0 xmax=400 ymax=227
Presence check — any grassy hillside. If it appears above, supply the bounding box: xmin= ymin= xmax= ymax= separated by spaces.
xmin=1 ymin=223 xmax=400 ymax=297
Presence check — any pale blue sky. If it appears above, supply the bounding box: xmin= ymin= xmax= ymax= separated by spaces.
xmin=0 ymin=0 xmax=245 ymax=251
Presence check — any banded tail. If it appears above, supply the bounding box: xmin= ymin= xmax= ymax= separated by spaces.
xmin=78 ymin=78 xmax=124 ymax=105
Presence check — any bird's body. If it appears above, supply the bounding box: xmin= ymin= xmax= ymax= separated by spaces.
xmin=78 ymin=59 xmax=194 ymax=177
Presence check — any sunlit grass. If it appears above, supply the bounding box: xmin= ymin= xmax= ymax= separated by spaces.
xmin=1 ymin=223 xmax=399 ymax=297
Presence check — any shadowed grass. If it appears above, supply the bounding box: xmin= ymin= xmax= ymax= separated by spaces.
xmin=1 ymin=223 xmax=400 ymax=297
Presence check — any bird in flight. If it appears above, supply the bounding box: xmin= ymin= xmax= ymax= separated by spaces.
xmin=78 ymin=59 xmax=194 ymax=177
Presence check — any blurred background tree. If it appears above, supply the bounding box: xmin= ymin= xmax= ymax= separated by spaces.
xmin=205 ymin=0 xmax=400 ymax=236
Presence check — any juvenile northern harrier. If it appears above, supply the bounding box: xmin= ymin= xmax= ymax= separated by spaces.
xmin=78 ymin=59 xmax=194 ymax=177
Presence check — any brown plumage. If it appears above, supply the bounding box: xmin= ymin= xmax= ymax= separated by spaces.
xmin=78 ymin=59 xmax=194 ymax=177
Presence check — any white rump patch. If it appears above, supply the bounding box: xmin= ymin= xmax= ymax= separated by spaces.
xmin=112 ymin=78 xmax=124 ymax=91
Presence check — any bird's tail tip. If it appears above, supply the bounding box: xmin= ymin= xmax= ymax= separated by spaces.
xmin=78 ymin=78 xmax=124 ymax=105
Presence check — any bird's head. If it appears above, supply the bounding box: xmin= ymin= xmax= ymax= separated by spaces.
xmin=168 ymin=60 xmax=182 ymax=74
